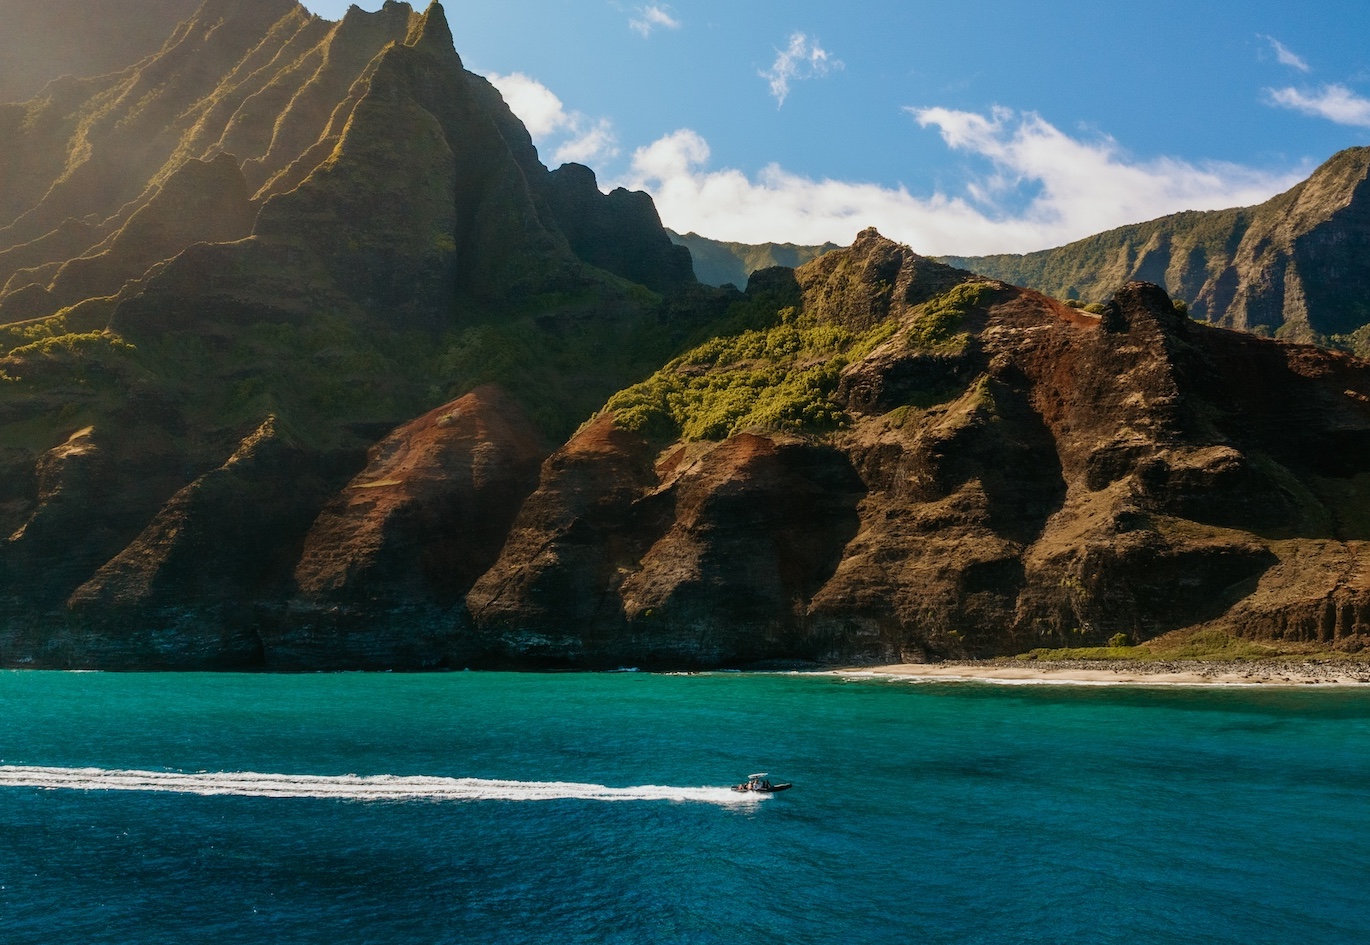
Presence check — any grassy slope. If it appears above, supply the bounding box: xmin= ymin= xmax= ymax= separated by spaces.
xmin=604 ymin=278 xmax=992 ymax=442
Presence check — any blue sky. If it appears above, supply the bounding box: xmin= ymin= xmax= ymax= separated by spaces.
xmin=304 ymin=1 xmax=1370 ymax=254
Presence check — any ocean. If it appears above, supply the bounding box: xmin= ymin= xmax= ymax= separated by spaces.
xmin=1 ymin=670 xmax=1367 ymax=944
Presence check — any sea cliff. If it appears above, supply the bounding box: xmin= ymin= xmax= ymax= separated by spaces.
xmin=2 ymin=1 xmax=1370 ymax=668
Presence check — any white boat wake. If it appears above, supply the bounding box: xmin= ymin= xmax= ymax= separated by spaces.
xmin=0 ymin=765 xmax=763 ymax=806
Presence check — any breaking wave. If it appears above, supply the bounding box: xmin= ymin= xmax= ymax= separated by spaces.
xmin=0 ymin=765 xmax=764 ymax=806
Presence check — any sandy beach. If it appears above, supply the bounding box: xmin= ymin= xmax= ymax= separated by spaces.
xmin=839 ymin=659 xmax=1370 ymax=687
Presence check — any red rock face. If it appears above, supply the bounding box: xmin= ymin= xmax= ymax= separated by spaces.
xmin=270 ymin=385 xmax=547 ymax=668
xmin=465 ymin=413 xmax=667 ymax=660
xmin=294 ymin=385 xmax=545 ymax=603
xmin=468 ymin=424 xmax=864 ymax=667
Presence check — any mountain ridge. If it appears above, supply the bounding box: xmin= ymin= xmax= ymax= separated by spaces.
xmin=2 ymin=0 xmax=1370 ymax=668
xmin=667 ymin=230 xmax=841 ymax=290
xmin=0 ymin=0 xmax=726 ymax=666
xmin=942 ymin=147 xmax=1370 ymax=344
xmin=465 ymin=231 xmax=1370 ymax=667
xmin=675 ymin=149 xmax=1370 ymax=348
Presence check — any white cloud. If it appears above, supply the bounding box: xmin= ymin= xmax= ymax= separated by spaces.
xmin=760 ymin=32 xmax=842 ymax=107
xmin=487 ymin=71 xmax=1303 ymax=256
xmin=618 ymin=110 xmax=1303 ymax=256
xmin=1266 ymin=84 xmax=1370 ymax=128
xmin=486 ymin=71 xmax=567 ymax=138
xmin=629 ymin=4 xmax=681 ymax=38
xmin=486 ymin=72 xmax=620 ymax=167
xmin=1261 ymin=35 xmax=1311 ymax=73
xmin=553 ymin=118 xmax=619 ymax=165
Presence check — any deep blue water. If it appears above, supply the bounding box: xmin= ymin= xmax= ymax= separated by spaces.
xmin=1 ymin=671 xmax=1368 ymax=944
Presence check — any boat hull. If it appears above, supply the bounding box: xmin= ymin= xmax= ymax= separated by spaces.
xmin=732 ymin=782 xmax=792 ymax=793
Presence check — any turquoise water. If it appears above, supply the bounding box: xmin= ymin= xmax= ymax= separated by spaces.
xmin=1 ymin=671 xmax=1368 ymax=944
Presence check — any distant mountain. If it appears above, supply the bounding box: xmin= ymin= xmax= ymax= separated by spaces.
xmin=943 ymin=148 xmax=1370 ymax=345
xmin=668 ymin=230 xmax=839 ymax=289
xmin=674 ymin=150 xmax=1370 ymax=348
xmin=0 ymin=0 xmax=204 ymax=104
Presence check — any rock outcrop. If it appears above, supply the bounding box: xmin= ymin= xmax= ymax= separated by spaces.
xmin=546 ymin=165 xmax=695 ymax=294
xmin=468 ymin=232 xmax=1370 ymax=667
xmin=275 ymin=386 xmax=546 ymax=668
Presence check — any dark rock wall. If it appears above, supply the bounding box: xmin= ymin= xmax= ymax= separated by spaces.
xmin=543 ymin=164 xmax=695 ymax=295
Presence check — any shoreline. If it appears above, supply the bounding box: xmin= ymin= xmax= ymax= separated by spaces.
xmin=835 ymin=659 xmax=1370 ymax=688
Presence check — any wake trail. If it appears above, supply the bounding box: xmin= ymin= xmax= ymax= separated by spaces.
xmin=0 ymin=765 xmax=762 ymax=806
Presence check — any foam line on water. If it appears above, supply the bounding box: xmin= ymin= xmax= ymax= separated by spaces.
xmin=0 ymin=766 xmax=764 ymax=805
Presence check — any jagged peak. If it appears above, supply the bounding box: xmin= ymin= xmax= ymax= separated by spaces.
xmin=322 ymin=0 xmax=420 ymax=73
xmin=338 ymin=1 xmax=413 ymax=31
xmin=807 ymin=226 xmax=934 ymax=277
xmin=791 ymin=224 xmax=979 ymax=329
xmin=406 ymin=1 xmax=458 ymax=62
xmin=551 ymin=162 xmax=600 ymax=189
xmin=1308 ymin=145 xmax=1370 ymax=178
xmin=848 ymin=226 xmax=929 ymax=261
xmin=1098 ymin=281 xmax=1188 ymax=335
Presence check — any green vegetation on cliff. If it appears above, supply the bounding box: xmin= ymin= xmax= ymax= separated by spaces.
xmin=0 ymin=0 xmax=725 ymax=454
xmin=605 ymin=280 xmax=993 ymax=441
xmin=606 ymin=306 xmax=894 ymax=440
xmin=939 ymin=207 xmax=1252 ymax=310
